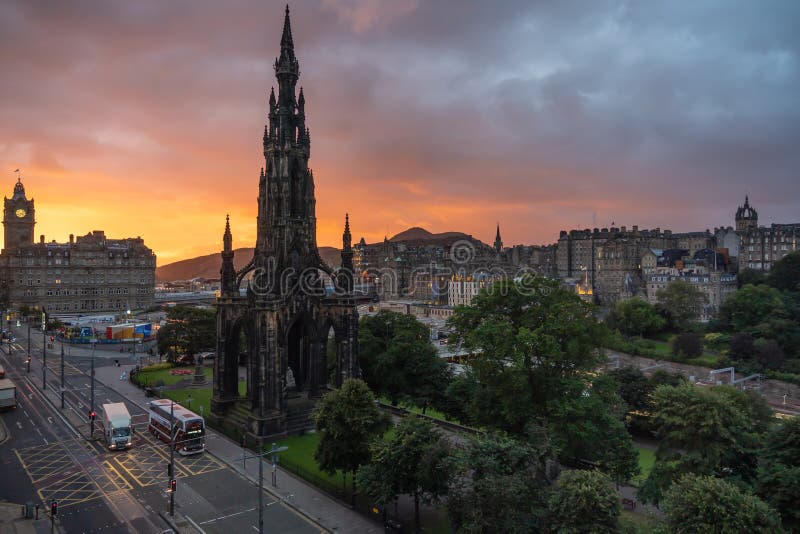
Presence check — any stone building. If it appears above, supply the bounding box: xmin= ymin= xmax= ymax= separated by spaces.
xmin=212 ymin=8 xmax=359 ymax=441
xmin=557 ymin=225 xmax=678 ymax=304
xmin=733 ymin=196 xmax=799 ymax=271
xmin=740 ymin=223 xmax=800 ymax=271
xmin=645 ymin=269 xmax=738 ymax=322
xmin=0 ymin=178 xmax=155 ymax=314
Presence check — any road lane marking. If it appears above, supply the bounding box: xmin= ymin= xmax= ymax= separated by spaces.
xmin=198 ymin=506 xmax=257 ymax=524
xmin=17 ymin=422 xmax=22 ymax=429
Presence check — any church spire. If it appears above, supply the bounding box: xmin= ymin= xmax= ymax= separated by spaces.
xmin=494 ymin=223 xmax=503 ymax=253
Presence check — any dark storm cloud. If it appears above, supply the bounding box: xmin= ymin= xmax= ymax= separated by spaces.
xmin=0 ymin=0 xmax=797 ymax=258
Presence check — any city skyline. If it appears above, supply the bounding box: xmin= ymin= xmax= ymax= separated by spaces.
xmin=1 ymin=1 xmax=798 ymax=263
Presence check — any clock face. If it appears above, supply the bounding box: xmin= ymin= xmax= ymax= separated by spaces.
xmin=15 ymin=208 xmax=26 ymax=218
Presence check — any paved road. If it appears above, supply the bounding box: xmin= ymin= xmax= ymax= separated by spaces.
xmin=1 ymin=325 xmax=326 ymax=534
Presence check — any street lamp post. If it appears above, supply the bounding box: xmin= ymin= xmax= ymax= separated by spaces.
xmin=90 ymin=340 xmax=96 ymax=437
xmin=169 ymin=401 xmax=176 ymax=517
xmin=240 ymin=434 xmax=288 ymax=534
xmin=60 ymin=343 xmax=65 ymax=409
xmin=26 ymin=317 xmax=31 ymax=373
xmin=41 ymin=310 xmax=46 ymax=390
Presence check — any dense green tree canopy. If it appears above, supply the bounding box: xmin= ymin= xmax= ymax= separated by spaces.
xmin=359 ymin=311 xmax=450 ymax=408
xmin=547 ymin=470 xmax=621 ymax=534
xmin=611 ymin=297 xmax=665 ymax=337
xmin=446 ymin=430 xmax=555 ymax=533
xmin=719 ymin=284 xmax=790 ymax=334
xmin=758 ymin=416 xmax=800 ymax=531
xmin=655 ymin=280 xmax=706 ymax=331
xmin=718 ymin=283 xmax=800 ymax=359
xmin=357 ymin=416 xmax=454 ymax=530
xmin=766 ymin=250 xmax=800 ymax=292
xmin=663 ymin=474 xmax=781 ymax=534
xmin=548 ymin=376 xmax=639 ymax=485
xmin=313 ymin=378 xmax=389 ymax=494
xmin=447 ymin=274 xmax=608 ymax=433
xmin=639 ymin=383 xmax=773 ymax=504
xmin=156 ymin=305 xmax=215 ymax=360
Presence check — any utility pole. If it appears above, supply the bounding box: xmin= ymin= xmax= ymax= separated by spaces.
xmin=169 ymin=401 xmax=176 ymax=517
xmin=41 ymin=310 xmax=46 ymax=390
xmin=90 ymin=340 xmax=96 ymax=437
xmin=60 ymin=343 xmax=65 ymax=409
xmin=26 ymin=318 xmax=31 ymax=373
xmin=258 ymin=435 xmax=264 ymax=534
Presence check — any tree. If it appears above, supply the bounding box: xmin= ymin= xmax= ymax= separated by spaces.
xmin=612 ymin=298 xmax=665 ymax=338
xmin=655 ymin=280 xmax=706 ymax=331
xmin=156 ymin=305 xmax=215 ymax=361
xmin=357 ymin=416 xmax=455 ymax=530
xmin=437 ymin=373 xmax=477 ymax=425
xmin=719 ymin=284 xmax=790 ymax=334
xmin=758 ymin=416 xmax=800 ymax=531
xmin=548 ymin=376 xmax=639 ymax=485
xmin=313 ymin=379 xmax=389 ymax=504
xmin=547 ymin=470 xmax=621 ymax=534
xmin=447 ymin=274 xmax=608 ymax=433
xmin=358 ymin=311 xmax=450 ymax=409
xmin=718 ymin=284 xmax=800 ymax=359
xmin=671 ymin=332 xmax=703 ymax=361
xmin=766 ymin=250 xmax=800 ymax=292
xmin=639 ymin=383 xmax=772 ymax=504
xmin=754 ymin=338 xmax=785 ymax=370
xmin=609 ymin=366 xmax=651 ymax=412
xmin=663 ymin=474 xmax=781 ymax=533
xmin=446 ymin=429 xmax=556 ymax=533
xmin=737 ymin=268 xmax=766 ymax=288
xmin=729 ymin=333 xmax=757 ymax=363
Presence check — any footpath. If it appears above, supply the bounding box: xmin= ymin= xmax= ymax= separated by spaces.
xmin=93 ymin=364 xmax=381 ymax=533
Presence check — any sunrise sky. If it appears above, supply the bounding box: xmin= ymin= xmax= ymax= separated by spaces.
xmin=1 ymin=1 xmax=798 ymax=264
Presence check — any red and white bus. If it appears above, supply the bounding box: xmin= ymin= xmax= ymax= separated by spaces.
xmin=147 ymin=398 xmax=205 ymax=455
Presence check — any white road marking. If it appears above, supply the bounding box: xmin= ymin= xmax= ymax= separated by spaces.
xmin=35 ymin=428 xmax=41 ymax=436
xmin=198 ymin=507 xmax=257 ymax=525
xmin=16 ymin=422 xmax=22 ymax=429
xmin=47 ymin=417 xmax=53 ymax=424
xmin=23 ymin=410 xmax=29 ymax=417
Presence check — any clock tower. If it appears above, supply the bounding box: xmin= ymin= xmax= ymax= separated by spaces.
xmin=3 ymin=177 xmax=35 ymax=252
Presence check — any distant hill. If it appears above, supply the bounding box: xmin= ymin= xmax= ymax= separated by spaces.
xmin=388 ymin=227 xmax=472 ymax=243
xmin=156 ymin=246 xmax=341 ymax=282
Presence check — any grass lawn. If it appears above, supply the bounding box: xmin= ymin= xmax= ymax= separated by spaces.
xmin=162 ymin=380 xmax=246 ymax=416
xmin=633 ymin=446 xmax=656 ymax=487
xmin=137 ymin=366 xmax=213 ymax=387
xmin=274 ymin=432 xmax=350 ymax=491
xmin=380 ymin=398 xmax=452 ymax=423
xmin=686 ymin=353 xmax=723 ymax=367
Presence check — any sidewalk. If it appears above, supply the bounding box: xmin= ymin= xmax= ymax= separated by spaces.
xmin=94 ymin=364 xmax=381 ymax=533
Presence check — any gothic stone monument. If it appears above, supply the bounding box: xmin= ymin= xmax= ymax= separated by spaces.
xmin=211 ymin=7 xmax=359 ymax=440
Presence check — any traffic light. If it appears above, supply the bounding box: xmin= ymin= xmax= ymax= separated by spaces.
xmin=89 ymin=411 xmax=96 ymax=421
xmin=169 ymin=479 xmax=177 ymax=493
xmin=50 ymin=500 xmax=58 ymax=517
